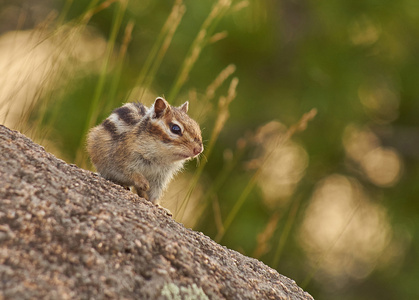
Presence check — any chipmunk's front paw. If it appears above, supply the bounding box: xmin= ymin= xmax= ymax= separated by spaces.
xmin=133 ymin=173 xmax=150 ymax=191
xmin=132 ymin=173 xmax=150 ymax=200
xmin=136 ymin=180 xmax=149 ymax=192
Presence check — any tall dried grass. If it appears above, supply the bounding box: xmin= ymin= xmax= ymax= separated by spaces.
xmin=215 ymin=108 xmax=317 ymax=242
xmin=2 ymin=1 xmax=317 ymax=282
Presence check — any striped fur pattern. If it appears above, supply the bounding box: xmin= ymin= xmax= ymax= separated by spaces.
xmin=87 ymin=97 xmax=203 ymax=203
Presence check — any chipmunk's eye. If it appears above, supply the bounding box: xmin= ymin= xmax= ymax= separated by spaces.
xmin=170 ymin=123 xmax=182 ymax=135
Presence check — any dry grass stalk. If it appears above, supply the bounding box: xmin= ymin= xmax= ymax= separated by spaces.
xmin=119 ymin=20 xmax=134 ymax=59
xmin=133 ymin=0 xmax=185 ymax=101
xmin=253 ymin=212 xmax=281 ymax=259
xmin=142 ymin=0 xmax=186 ymax=99
xmin=190 ymin=137 xmax=248 ymax=227
xmin=176 ymin=77 xmax=239 ymax=218
xmin=195 ymin=64 xmax=236 ymax=123
xmin=205 ymin=64 xmax=236 ymax=101
xmin=169 ymin=0 xmax=232 ymax=101
xmin=104 ymin=20 xmax=135 ymax=114
xmin=82 ymin=0 xmax=119 ymax=23
xmin=216 ymin=108 xmax=317 ymax=242
xmin=208 ymin=31 xmax=228 ymax=44
xmin=212 ymin=196 xmax=224 ymax=236
xmin=174 ymin=29 xmax=206 ymax=98
xmin=0 ymin=15 xmax=80 ymax=133
xmin=76 ymin=0 xmax=128 ymax=166
xmin=212 ymin=77 xmax=238 ymax=140
xmin=272 ymin=198 xmax=300 ymax=268
xmin=232 ymin=1 xmax=250 ymax=12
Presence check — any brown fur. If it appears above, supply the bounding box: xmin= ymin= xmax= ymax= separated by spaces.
xmin=86 ymin=97 xmax=203 ymax=204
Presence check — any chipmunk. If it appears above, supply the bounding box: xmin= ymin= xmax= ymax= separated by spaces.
xmin=87 ymin=97 xmax=203 ymax=204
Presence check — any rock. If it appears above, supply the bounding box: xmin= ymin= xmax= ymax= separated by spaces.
xmin=0 ymin=125 xmax=313 ymax=300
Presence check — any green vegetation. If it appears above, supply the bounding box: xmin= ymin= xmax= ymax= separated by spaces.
xmin=1 ymin=1 xmax=418 ymax=299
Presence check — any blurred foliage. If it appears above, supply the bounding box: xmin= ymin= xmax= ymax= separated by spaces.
xmin=1 ymin=0 xmax=419 ymax=299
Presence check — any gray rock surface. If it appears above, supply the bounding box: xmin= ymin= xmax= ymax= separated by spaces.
xmin=0 ymin=124 xmax=314 ymax=300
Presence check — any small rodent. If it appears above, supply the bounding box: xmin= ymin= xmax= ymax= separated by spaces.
xmin=87 ymin=97 xmax=203 ymax=204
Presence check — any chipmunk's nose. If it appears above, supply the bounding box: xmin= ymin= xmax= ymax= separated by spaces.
xmin=193 ymin=143 xmax=203 ymax=156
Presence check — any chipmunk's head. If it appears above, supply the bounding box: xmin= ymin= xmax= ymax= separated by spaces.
xmin=148 ymin=97 xmax=203 ymax=162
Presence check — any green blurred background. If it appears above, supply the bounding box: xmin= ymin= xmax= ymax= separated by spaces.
xmin=1 ymin=0 xmax=418 ymax=299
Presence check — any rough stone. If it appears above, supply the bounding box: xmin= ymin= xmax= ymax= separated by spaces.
xmin=0 ymin=125 xmax=314 ymax=300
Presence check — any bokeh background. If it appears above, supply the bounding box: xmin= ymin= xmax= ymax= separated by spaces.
xmin=1 ymin=0 xmax=418 ymax=299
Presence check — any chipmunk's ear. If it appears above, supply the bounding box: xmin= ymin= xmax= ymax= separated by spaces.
xmin=153 ymin=97 xmax=169 ymax=118
xmin=179 ymin=101 xmax=189 ymax=113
